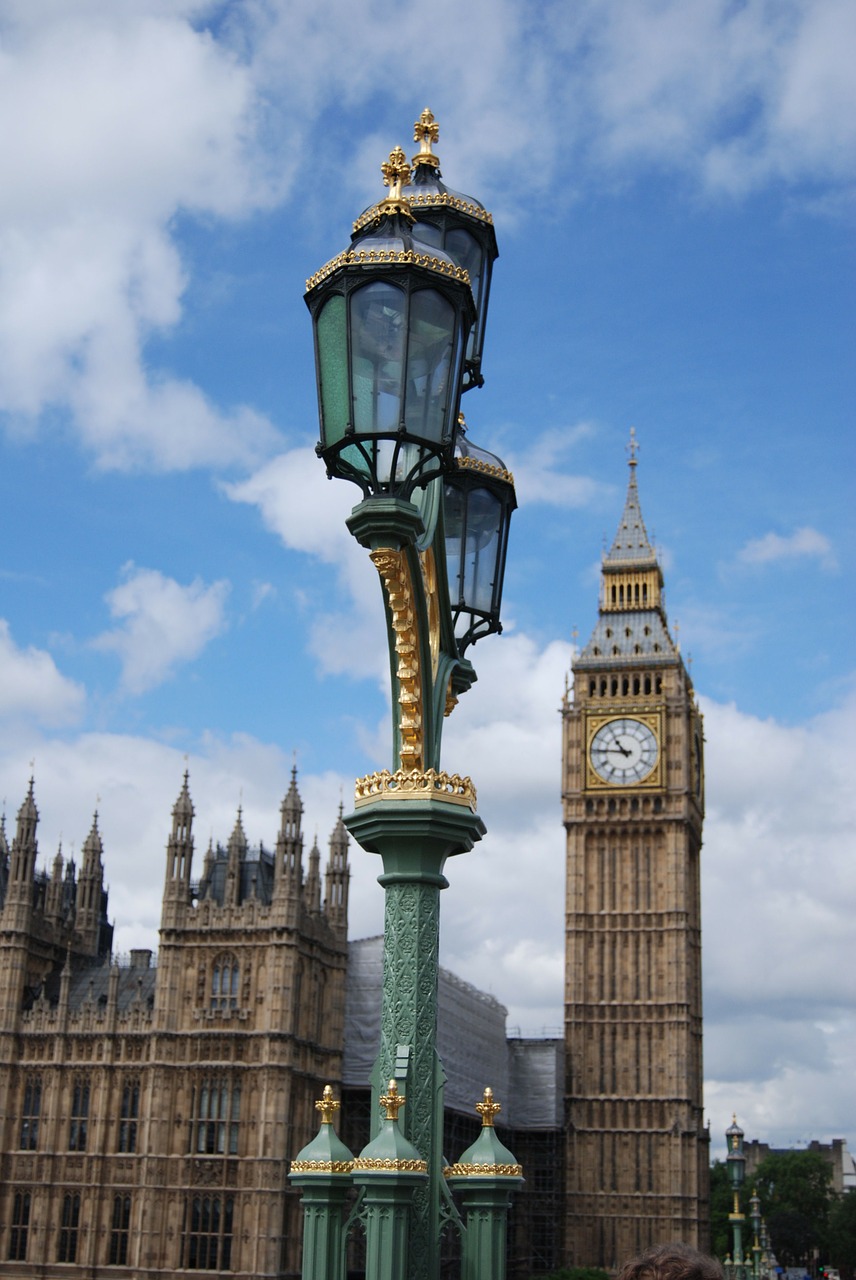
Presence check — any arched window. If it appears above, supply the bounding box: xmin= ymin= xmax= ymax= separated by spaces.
xmin=69 ymin=1078 xmax=90 ymax=1151
xmin=20 ymin=1078 xmax=41 ymax=1150
xmin=191 ymin=1078 xmax=241 ymax=1156
xmin=110 ymin=1195 xmax=132 ymax=1265
xmin=184 ymin=1195 xmax=234 ymax=1271
xmin=211 ymin=953 xmax=239 ymax=1011
xmin=9 ymin=1191 xmax=30 ymax=1261
xmin=118 ymin=1079 xmax=140 ymax=1153
xmin=58 ymin=1193 xmax=81 ymax=1262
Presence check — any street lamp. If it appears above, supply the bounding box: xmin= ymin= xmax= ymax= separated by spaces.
xmin=726 ymin=1115 xmax=747 ymax=1280
xmin=291 ymin=111 xmax=519 ymax=1280
xmin=749 ymin=1187 xmax=763 ymax=1280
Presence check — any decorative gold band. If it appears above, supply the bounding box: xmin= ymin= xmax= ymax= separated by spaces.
xmin=410 ymin=192 xmax=494 ymax=225
xmin=352 ymin=1157 xmax=428 ymax=1173
xmin=457 ymin=456 xmax=515 ymax=487
xmin=306 ymin=249 xmax=471 ymax=294
xmin=355 ymin=768 xmax=477 ymax=811
xmin=290 ymin=1160 xmax=354 ymax=1174
xmin=445 ymin=1163 xmax=523 ymax=1177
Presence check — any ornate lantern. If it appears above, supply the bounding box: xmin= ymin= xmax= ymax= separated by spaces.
xmin=382 ymin=108 xmax=498 ymax=393
xmin=305 ymin=146 xmax=476 ymax=501
xmin=444 ymin=415 xmax=517 ymax=653
xmin=726 ymin=1114 xmax=746 ymax=1190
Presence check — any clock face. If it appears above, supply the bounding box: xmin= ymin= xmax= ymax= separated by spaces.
xmin=590 ymin=717 xmax=659 ymax=785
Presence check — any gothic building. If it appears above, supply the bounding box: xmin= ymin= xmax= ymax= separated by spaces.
xmin=0 ymin=769 xmax=349 ymax=1278
xmin=562 ymin=440 xmax=709 ymax=1264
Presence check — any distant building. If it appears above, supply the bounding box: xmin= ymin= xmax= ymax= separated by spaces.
xmin=0 ymin=770 xmax=349 ymax=1277
xmin=0 ymin=777 xmax=563 ymax=1279
xmin=744 ymin=1137 xmax=856 ymax=1194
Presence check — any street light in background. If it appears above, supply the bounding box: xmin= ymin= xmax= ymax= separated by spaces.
xmin=725 ymin=1115 xmax=748 ymax=1280
xmin=291 ymin=111 xmax=520 ymax=1280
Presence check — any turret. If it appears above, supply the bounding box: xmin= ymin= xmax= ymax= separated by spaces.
xmin=324 ymin=805 xmax=350 ymax=934
xmin=2 ymin=780 xmax=39 ymax=924
xmin=304 ymin=836 xmax=322 ymax=915
xmin=225 ymin=808 xmax=247 ymax=907
xmin=275 ymin=766 xmax=303 ymax=884
xmin=273 ymin=767 xmax=303 ymax=925
xmin=0 ymin=813 xmax=9 ymax=908
xmin=77 ymin=813 xmax=108 ymax=957
xmin=162 ymin=774 xmax=195 ymax=922
xmin=45 ymin=845 xmax=65 ymax=924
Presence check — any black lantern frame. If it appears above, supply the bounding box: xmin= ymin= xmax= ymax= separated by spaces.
xmin=444 ymin=422 xmax=516 ymax=653
xmin=306 ymin=236 xmax=475 ymax=501
xmin=352 ymin=110 xmax=498 ymax=395
xmin=409 ymin=109 xmax=497 ymax=393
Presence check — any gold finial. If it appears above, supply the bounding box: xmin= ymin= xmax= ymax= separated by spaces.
xmin=413 ymin=107 xmax=440 ymax=167
xmin=315 ymin=1084 xmax=340 ymax=1124
xmin=476 ymin=1086 xmax=502 ymax=1128
xmin=381 ymin=146 xmax=412 ymax=200
xmin=627 ymin=426 xmax=639 ymax=466
xmin=380 ymin=1079 xmax=406 ymax=1121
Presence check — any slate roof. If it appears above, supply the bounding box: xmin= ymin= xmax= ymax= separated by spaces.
xmin=605 ymin=460 xmax=658 ymax=567
xmin=577 ymin=608 xmax=676 ymax=668
xmin=197 ymin=845 xmax=276 ymax=907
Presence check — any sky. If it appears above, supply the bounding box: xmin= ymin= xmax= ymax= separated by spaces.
xmin=0 ymin=0 xmax=853 ymax=1162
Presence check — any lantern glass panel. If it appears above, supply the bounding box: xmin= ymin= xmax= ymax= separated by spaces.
xmin=316 ymin=295 xmax=349 ymax=445
xmin=445 ymin=482 xmax=501 ymax=636
xmin=350 ymin=281 xmax=406 ymax=435
xmin=404 ymin=288 xmax=458 ymax=445
xmin=446 ymin=228 xmax=482 ymax=361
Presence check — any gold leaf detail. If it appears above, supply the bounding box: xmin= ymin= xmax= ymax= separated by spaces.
xmin=290 ymin=1160 xmax=354 ymax=1174
xmin=307 ymin=249 xmax=472 ymax=292
xmin=354 ymin=769 xmax=477 ymax=811
xmin=352 ymin=1157 xmax=428 ymax=1173
xmin=369 ymin=549 xmax=423 ymax=771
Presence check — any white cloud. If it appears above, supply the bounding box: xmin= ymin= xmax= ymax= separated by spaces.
xmin=92 ymin=564 xmax=230 ymax=694
xmin=224 ymin=449 xmax=395 ymax=685
xmin=1 ymin=1 xmax=851 ymax=474
xmin=0 ymin=619 xmax=85 ymax=727
xmin=0 ymin=6 xmax=282 ymax=470
xmin=502 ymin=423 xmax=611 ymax=509
xmin=0 ymin=728 xmax=378 ymax=957
xmin=736 ymin=525 xmax=838 ymax=571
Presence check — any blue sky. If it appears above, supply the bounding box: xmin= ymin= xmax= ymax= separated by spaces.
xmin=0 ymin=0 xmax=853 ymax=1158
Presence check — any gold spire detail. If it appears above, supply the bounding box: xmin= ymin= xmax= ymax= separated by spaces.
xmin=413 ymin=107 xmax=440 ymax=167
xmin=380 ymin=1079 xmax=406 ymax=1121
xmin=376 ymin=145 xmax=414 ymax=221
xmin=627 ymin=425 xmax=639 ymax=466
xmin=476 ymin=1086 xmax=502 ymax=1127
xmin=315 ymin=1084 xmax=340 ymax=1124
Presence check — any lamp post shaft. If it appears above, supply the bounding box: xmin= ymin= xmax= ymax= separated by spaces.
xmin=347 ymin=797 xmax=485 ymax=1280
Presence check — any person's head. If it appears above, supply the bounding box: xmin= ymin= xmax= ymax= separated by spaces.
xmin=617 ymin=1243 xmax=724 ymax=1280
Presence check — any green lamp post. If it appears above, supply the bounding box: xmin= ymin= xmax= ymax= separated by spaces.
xmin=727 ymin=1115 xmax=747 ymax=1280
xmin=749 ymin=1187 xmax=762 ymax=1280
xmin=292 ymin=112 xmax=519 ymax=1280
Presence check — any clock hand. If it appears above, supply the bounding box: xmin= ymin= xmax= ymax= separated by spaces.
xmin=607 ymin=743 xmax=631 ymax=757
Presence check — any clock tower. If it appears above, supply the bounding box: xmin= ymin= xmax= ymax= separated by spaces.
xmin=562 ymin=435 xmax=709 ymax=1264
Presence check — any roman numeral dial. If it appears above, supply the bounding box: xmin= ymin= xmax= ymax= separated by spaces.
xmin=589 ymin=717 xmax=659 ymax=784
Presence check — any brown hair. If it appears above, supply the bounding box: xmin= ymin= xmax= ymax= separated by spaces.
xmin=617 ymin=1243 xmax=725 ymax=1280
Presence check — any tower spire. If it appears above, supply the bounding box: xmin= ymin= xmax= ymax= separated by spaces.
xmin=605 ymin=428 xmax=657 ymax=568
